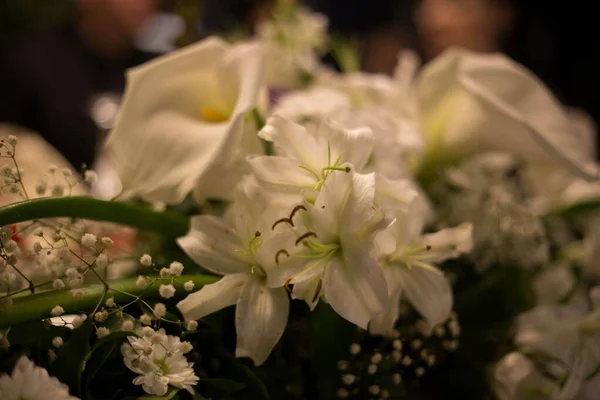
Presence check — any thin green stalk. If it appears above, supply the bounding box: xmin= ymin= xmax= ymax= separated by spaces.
xmin=0 ymin=274 xmax=219 ymax=328
xmin=0 ymin=197 xmax=190 ymax=239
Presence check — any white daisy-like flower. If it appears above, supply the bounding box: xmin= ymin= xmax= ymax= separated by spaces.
xmin=0 ymin=356 xmax=78 ymax=400
xmin=121 ymin=329 xmax=199 ymax=396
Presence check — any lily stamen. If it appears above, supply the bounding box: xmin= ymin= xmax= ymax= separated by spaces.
xmin=296 ymin=231 xmax=318 ymax=246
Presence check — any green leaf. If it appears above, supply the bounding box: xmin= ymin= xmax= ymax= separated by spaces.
xmin=196 ymin=378 xmax=245 ymax=398
xmin=184 ymin=328 xmax=269 ymax=400
xmin=50 ymin=318 xmax=94 ymax=396
xmin=138 ymin=387 xmax=180 ymax=399
xmin=547 ymin=199 xmax=600 ymax=218
xmin=86 ymin=330 xmax=138 ymax=361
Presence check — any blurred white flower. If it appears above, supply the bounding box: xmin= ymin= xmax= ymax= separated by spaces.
xmin=416 ymin=48 xmax=600 ymax=180
xmin=0 ymin=356 xmax=78 ymax=400
xmin=106 ymin=37 xmax=265 ymax=204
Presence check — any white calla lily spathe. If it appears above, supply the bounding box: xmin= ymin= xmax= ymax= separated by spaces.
xmin=417 ymin=47 xmax=600 ymax=180
xmin=106 ymin=37 xmax=265 ymax=204
xmin=176 ymin=180 xmax=290 ymax=366
xmin=370 ymin=201 xmax=473 ymax=337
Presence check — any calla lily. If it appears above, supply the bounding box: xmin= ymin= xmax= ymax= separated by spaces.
xmin=370 ymin=201 xmax=473 ymax=336
xmin=106 ymin=37 xmax=265 ymax=204
xmin=417 ymin=48 xmax=600 ymax=180
xmin=176 ymin=179 xmax=290 ymax=366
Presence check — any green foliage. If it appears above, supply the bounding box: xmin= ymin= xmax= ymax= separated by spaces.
xmin=50 ymin=318 xmax=94 ymax=397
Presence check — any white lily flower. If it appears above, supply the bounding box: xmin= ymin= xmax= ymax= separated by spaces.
xmin=416 ymin=48 xmax=600 ymax=180
xmin=266 ymin=168 xmax=389 ymax=329
xmin=176 ymin=181 xmax=290 ymax=366
xmin=106 ymin=37 xmax=265 ymax=204
xmin=370 ymin=201 xmax=473 ymax=336
xmin=272 ymin=87 xmax=351 ymax=124
xmin=248 ymin=115 xmax=374 ymax=202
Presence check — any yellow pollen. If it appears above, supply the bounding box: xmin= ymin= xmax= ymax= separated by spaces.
xmin=200 ymin=106 xmax=229 ymax=123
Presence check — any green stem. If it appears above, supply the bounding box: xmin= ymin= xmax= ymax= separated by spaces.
xmin=0 ymin=197 xmax=190 ymax=239
xmin=0 ymin=274 xmax=219 ymax=328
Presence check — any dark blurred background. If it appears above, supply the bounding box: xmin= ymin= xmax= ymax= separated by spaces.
xmin=1 ymin=0 xmax=599 ymax=170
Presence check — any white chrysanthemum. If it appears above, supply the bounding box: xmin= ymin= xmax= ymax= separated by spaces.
xmin=0 ymin=356 xmax=78 ymax=400
xmin=121 ymin=329 xmax=199 ymax=396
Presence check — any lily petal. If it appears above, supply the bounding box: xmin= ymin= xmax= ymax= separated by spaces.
xmin=177 ymin=273 xmax=246 ymax=321
xmin=319 ymin=119 xmax=374 ymax=171
xmin=369 ymin=267 xmax=404 ymax=337
xmin=325 ymin=249 xmax=388 ymax=330
xmin=397 ymin=262 xmax=452 ymax=326
xmin=235 ymin=276 xmax=290 ymax=366
xmin=258 ymin=115 xmax=321 ymax=171
xmin=247 ymin=155 xmax=317 ymax=190
xmin=177 ymin=215 xmax=248 ymax=275
xmin=418 ymin=223 xmax=473 ymax=263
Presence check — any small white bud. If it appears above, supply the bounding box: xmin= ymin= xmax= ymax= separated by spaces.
xmin=51 ymin=305 xmax=64 ymax=317
xmin=72 ymin=316 xmax=84 ymax=329
xmin=52 ymin=279 xmax=65 ymax=290
xmin=101 ymin=237 xmax=114 ymax=247
xmin=150 ymin=332 xmax=164 ymax=344
xmin=367 ymin=364 xmax=377 ymax=375
xmin=184 ymin=281 xmax=195 ymax=292
xmin=47 ymin=165 xmax=58 ymax=173
xmin=52 ymin=336 xmax=64 ymax=348
xmin=381 ymin=389 xmax=390 ymax=399
xmin=61 ymin=168 xmax=72 ymax=177
xmin=368 ymin=385 xmax=380 ymax=395
xmin=341 ymin=374 xmax=356 ymax=385
xmin=96 ymin=327 xmax=110 ymax=338
xmin=153 ymin=303 xmax=167 ymax=318
xmin=105 ymin=297 xmax=115 ymax=307
xmin=402 ymin=356 xmax=412 ymax=366
xmin=349 ymin=343 xmax=361 ymax=355
xmin=337 ymin=360 xmax=349 ymax=371
xmin=135 ymin=275 xmax=147 ymax=289
xmin=84 ymin=170 xmax=98 ymax=185
xmin=80 ymin=233 xmax=97 ymax=248
xmin=4 ymin=240 xmax=17 ymax=253
xmin=95 ymin=254 xmax=108 ymax=269
xmin=139 ymin=314 xmax=152 ymax=326
xmin=411 ymin=339 xmax=423 ymax=350
xmin=177 ymin=341 xmax=193 ymax=354
xmin=33 ymin=242 xmax=43 ymax=254
xmin=35 ymin=180 xmax=47 ymax=195
xmin=370 ymin=353 xmax=382 ymax=364
xmin=169 ymin=261 xmax=184 ymax=276
xmin=33 ymin=228 xmax=44 ymax=237
xmin=336 ymin=388 xmax=349 ymax=399
xmin=6 ymin=135 xmax=18 ymax=146
xmin=94 ymin=310 xmax=109 ymax=322
xmin=140 ymin=254 xmax=152 ymax=266
xmin=51 ymin=185 xmax=64 ymax=197
xmin=159 ymin=268 xmax=170 ymax=278
xmin=71 ymin=288 xmax=85 ymax=297
xmin=392 ymin=339 xmax=402 ymax=350
xmin=392 ymin=373 xmax=402 ymax=385
xmin=48 ymin=349 xmax=57 ymax=362
xmin=66 ymin=267 xmax=79 ymax=279
xmin=416 ymin=367 xmax=425 ymax=377
xmin=186 ymin=320 xmax=198 ymax=331
xmin=392 ymin=350 xmax=402 ymax=363
xmin=159 ymin=284 xmax=175 ymax=299
xmin=141 ymin=327 xmax=154 ymax=337
xmin=121 ymin=320 xmax=135 ymax=331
